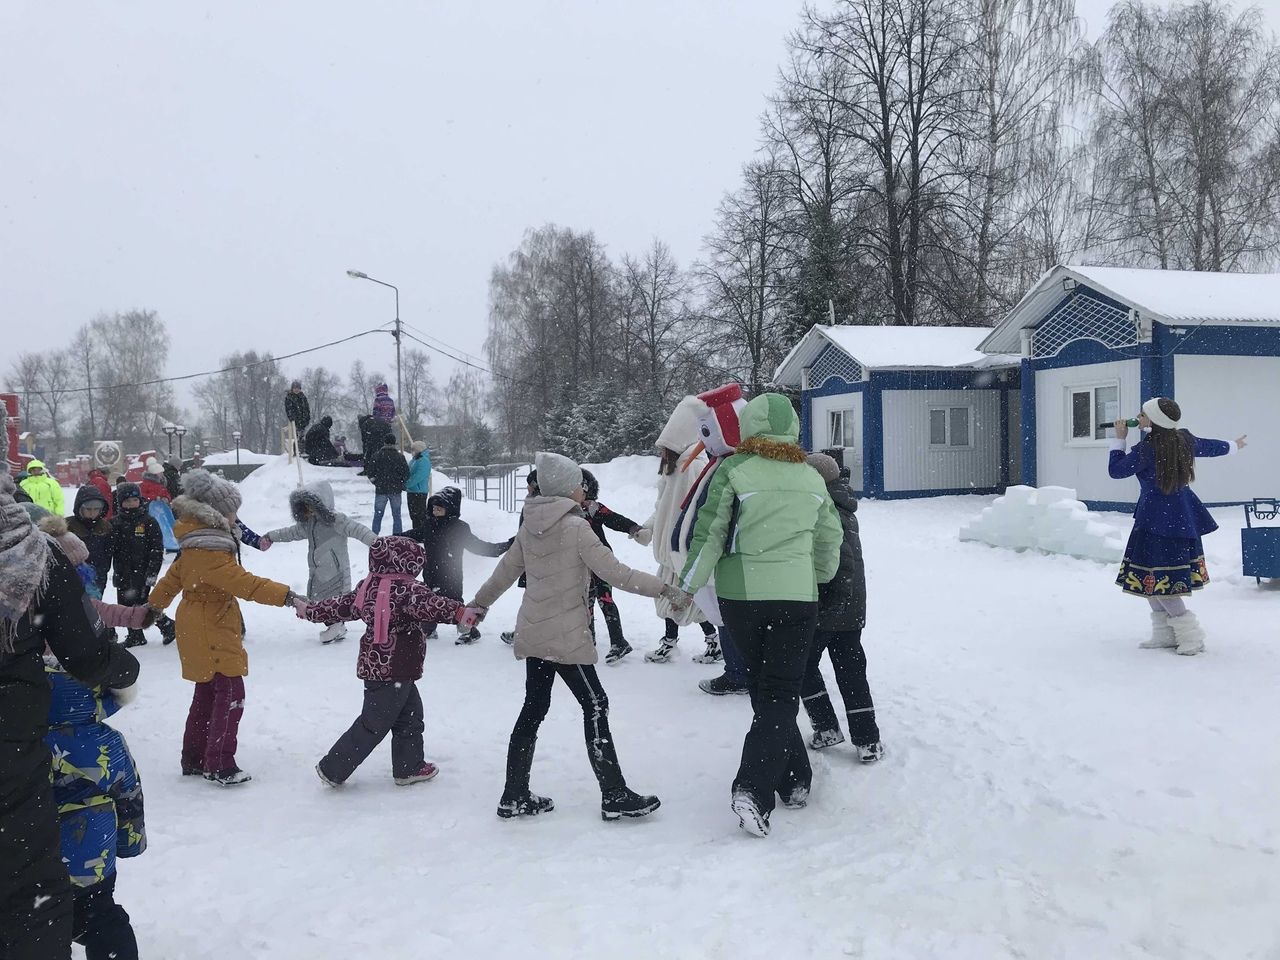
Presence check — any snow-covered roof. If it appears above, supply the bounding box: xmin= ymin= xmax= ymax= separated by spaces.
xmin=981 ymin=265 xmax=1280 ymax=354
xmin=774 ymin=324 xmax=1018 ymax=387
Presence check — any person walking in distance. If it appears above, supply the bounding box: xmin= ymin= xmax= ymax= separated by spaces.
xmin=406 ymin=441 xmax=433 ymax=531
xmin=365 ymin=440 xmax=409 ymax=536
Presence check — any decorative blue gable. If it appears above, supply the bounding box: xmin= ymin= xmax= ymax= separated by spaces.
xmin=1031 ymin=288 xmax=1140 ymax=358
xmin=808 ymin=343 xmax=862 ymax=388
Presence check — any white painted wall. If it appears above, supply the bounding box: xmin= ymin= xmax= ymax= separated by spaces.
xmin=811 ymin=390 xmax=864 ymax=492
xmin=1173 ymin=354 xmax=1279 ymax=504
xmin=1035 ymin=358 xmax=1142 ymax=503
xmin=881 ymin=389 xmax=1003 ymax=492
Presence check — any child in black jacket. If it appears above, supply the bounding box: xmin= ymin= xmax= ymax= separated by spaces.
xmin=110 ymin=483 xmax=175 ymax=647
xmin=581 ymin=469 xmax=652 ymax=664
xmin=67 ymin=485 xmax=114 ymax=597
xmin=406 ymin=487 xmax=510 ymax=644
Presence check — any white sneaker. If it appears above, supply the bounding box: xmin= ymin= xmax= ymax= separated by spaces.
xmin=319 ymin=623 xmax=347 ymax=645
xmin=645 ymin=639 xmax=678 ymax=663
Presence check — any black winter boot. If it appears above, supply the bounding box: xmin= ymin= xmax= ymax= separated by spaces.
xmin=158 ymin=615 xmax=177 ymax=645
xmin=601 ymin=788 xmax=661 ymax=821
xmin=123 ymin=630 xmax=147 ymax=648
xmin=497 ymin=793 xmax=555 ymax=819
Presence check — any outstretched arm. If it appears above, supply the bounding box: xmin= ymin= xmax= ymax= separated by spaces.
xmin=303 ymin=591 xmax=360 ymax=626
xmin=463 ymin=523 xmax=513 ymax=558
xmin=577 ymin=523 xmax=664 ymax=598
xmin=472 ymin=536 xmax=527 ymax=608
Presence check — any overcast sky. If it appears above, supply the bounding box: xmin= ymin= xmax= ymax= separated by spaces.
xmin=3 ymin=0 xmax=1277 ymax=410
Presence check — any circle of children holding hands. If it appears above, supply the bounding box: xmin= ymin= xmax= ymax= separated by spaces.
xmin=5 ymin=383 xmax=1248 ymax=958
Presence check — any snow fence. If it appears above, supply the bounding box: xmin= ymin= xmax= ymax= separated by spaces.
xmin=959 ymin=485 xmax=1126 ymax=563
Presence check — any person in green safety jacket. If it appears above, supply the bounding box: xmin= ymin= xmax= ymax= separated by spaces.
xmin=20 ymin=460 xmax=65 ymax=516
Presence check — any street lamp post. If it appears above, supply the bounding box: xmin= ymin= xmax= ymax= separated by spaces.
xmin=346 ymin=269 xmax=402 ymax=437
xmin=163 ymin=424 xmax=176 ymax=456
xmin=175 ymin=425 xmax=187 ymax=461
xmin=232 ymin=430 xmax=242 ymax=467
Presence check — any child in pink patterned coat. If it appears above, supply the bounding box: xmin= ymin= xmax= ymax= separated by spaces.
xmin=303 ymin=536 xmax=465 ymax=787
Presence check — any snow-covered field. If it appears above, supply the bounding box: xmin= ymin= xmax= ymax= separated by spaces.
xmin=93 ymin=457 xmax=1279 ymax=959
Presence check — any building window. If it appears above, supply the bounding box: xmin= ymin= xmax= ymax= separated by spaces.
xmin=928 ymin=406 xmax=973 ymax=449
xmin=1066 ymin=382 xmax=1119 ymax=443
xmin=828 ymin=409 xmax=855 ymax=448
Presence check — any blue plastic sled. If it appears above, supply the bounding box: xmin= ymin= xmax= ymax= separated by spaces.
xmin=149 ymin=499 xmax=179 ymax=552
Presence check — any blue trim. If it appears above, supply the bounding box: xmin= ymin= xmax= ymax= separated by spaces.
xmin=874 ymin=486 xmax=1003 ymax=501
xmin=1160 ymin=324 xmax=1280 ymax=357
xmin=799 ymin=379 xmax=866 ymax=451
xmin=862 ymin=382 xmax=884 ymax=498
xmin=1152 ymin=323 xmax=1177 ymax=396
xmin=807 ymin=379 xmax=866 ymax=398
xmin=868 ymin=368 xmax=1014 ymax=391
xmin=1020 ymin=359 xmax=1036 ymax=487
xmin=998 ymin=387 xmax=1011 ymax=487
xmin=1028 ymin=336 xmax=1136 ymax=372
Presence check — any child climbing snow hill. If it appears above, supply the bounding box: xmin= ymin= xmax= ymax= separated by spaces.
xmin=147 ymin=470 xmax=306 ymax=785
xmin=304 ymin=536 xmax=466 ymax=787
xmin=579 ymin=468 xmax=652 ymax=665
xmin=406 ymin=486 xmax=510 ymax=644
xmin=1109 ymin=397 xmax=1246 ymax=656
xmin=262 ymin=481 xmax=376 ymax=644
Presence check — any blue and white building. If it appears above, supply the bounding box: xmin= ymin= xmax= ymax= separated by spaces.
xmin=979 ymin=265 xmax=1280 ymax=508
xmin=773 ymin=325 xmax=1020 ymax=498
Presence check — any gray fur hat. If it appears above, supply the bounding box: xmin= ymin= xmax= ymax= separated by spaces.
xmin=806 ymin=452 xmax=841 ymax=484
xmin=534 ymin=452 xmax=583 ymax=499
xmin=180 ymin=468 xmax=242 ymax=518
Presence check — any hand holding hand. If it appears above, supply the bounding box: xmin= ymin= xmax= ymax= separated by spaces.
xmin=145 ymin=575 xmax=157 ymax=589
xmin=260 ymin=536 xmax=273 ymax=551
xmin=457 ymin=605 xmax=486 ymax=628
xmin=142 ymin=607 xmax=160 ymax=629
xmin=291 ymin=597 xmax=309 ymax=619
xmin=1237 ymin=435 xmax=1248 ymax=449
xmin=631 ymin=526 xmax=654 ymax=547
xmin=660 ymin=585 xmax=694 ymax=612
xmin=1113 ymin=419 xmax=1128 ymax=440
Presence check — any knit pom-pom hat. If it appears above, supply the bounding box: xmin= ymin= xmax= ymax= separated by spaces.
xmin=180 ymin=468 xmax=242 ymax=518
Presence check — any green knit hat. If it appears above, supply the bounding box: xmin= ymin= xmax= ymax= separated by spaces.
xmin=739 ymin=393 xmax=800 ymax=444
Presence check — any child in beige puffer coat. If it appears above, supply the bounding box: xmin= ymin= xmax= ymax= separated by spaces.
xmin=469 ymin=452 xmax=691 ymax=822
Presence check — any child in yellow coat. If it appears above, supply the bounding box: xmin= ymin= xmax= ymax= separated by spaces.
xmin=148 ymin=470 xmax=305 ymax=785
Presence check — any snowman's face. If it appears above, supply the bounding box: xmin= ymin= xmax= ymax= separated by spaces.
xmin=697 ymin=410 xmax=735 ymax=458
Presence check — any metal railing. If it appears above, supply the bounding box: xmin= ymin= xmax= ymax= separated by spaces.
xmin=446 ymin=461 xmax=535 ymax=513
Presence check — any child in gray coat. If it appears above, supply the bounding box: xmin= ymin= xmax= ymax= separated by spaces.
xmin=262 ymin=481 xmax=376 ymax=643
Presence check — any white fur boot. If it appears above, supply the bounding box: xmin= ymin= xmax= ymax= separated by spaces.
xmin=1140 ymin=610 xmax=1177 ymax=649
xmin=1169 ymin=611 xmax=1206 ymax=656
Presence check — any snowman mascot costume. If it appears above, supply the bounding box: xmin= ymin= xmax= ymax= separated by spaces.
xmin=650 ymin=386 xmax=750 ymax=692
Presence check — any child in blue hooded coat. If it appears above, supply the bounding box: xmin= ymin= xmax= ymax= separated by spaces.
xmin=45 ymin=647 xmax=146 ymax=960
xmin=1109 ymin=397 xmax=1246 ymax=656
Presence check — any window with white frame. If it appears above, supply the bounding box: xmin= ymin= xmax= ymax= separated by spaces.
xmin=1066 ymin=382 xmax=1120 ymax=443
xmin=928 ymin=405 xmax=973 ymax=448
xmin=828 ymin=409 xmax=856 ymax=448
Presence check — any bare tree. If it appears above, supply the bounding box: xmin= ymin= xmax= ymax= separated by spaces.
xmin=700 ymin=158 xmax=792 ymax=391
xmin=622 ymin=239 xmax=696 ymax=401
xmin=399 ymin=349 xmax=437 ymax=429
xmin=5 ymin=353 xmax=45 ymax=441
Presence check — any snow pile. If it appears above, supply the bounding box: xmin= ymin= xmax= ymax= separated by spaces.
xmin=960 ymin=484 xmax=1126 ymax=562
xmin=202 ymin=449 xmax=273 ymax=466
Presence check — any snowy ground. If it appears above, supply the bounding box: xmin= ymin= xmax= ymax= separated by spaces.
xmin=91 ymin=457 xmax=1279 ymax=959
